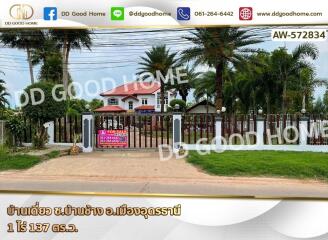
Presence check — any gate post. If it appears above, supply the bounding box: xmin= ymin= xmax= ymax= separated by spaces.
xmin=299 ymin=115 xmax=309 ymax=146
xmin=256 ymin=114 xmax=265 ymax=146
xmin=43 ymin=121 xmax=54 ymax=144
xmin=172 ymin=106 xmax=182 ymax=152
xmin=82 ymin=112 xmax=94 ymax=153
xmin=215 ymin=113 xmax=222 ymax=150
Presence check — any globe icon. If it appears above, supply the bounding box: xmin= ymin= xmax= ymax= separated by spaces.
xmin=240 ymin=8 xmax=252 ymax=20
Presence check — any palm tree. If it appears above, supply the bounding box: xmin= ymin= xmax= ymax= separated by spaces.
xmin=137 ymin=45 xmax=179 ymax=112
xmin=181 ymin=28 xmax=264 ymax=110
xmin=31 ymin=34 xmax=63 ymax=83
xmin=192 ymin=71 xmax=216 ymax=113
xmin=169 ymin=66 xmax=199 ymax=102
xmin=271 ymin=43 xmax=319 ymax=113
xmin=0 ymin=30 xmax=44 ymax=84
xmin=50 ymin=30 xmax=92 ymax=94
xmin=0 ymin=74 xmax=9 ymax=109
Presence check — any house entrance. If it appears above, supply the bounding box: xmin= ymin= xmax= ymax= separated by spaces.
xmin=94 ymin=113 xmax=173 ymax=149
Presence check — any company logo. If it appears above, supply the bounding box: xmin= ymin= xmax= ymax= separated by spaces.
xmin=239 ymin=7 xmax=253 ymax=20
xmin=44 ymin=7 xmax=57 ymax=21
xmin=9 ymin=4 xmax=34 ymax=20
xmin=177 ymin=7 xmax=190 ymax=20
xmin=111 ymin=7 xmax=124 ymax=21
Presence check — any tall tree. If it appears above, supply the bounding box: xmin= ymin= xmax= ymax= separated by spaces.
xmin=137 ymin=45 xmax=179 ymax=112
xmin=0 ymin=30 xmax=44 ymax=84
xmin=169 ymin=67 xmax=199 ymax=102
xmin=181 ymin=28 xmax=263 ymax=110
xmin=192 ymin=71 xmax=216 ymax=103
xmin=271 ymin=43 xmax=318 ymax=113
xmin=324 ymin=90 xmax=328 ymax=108
xmin=50 ymin=30 xmax=92 ymax=94
xmin=31 ymin=33 xmax=63 ymax=83
xmin=0 ymin=74 xmax=10 ymax=109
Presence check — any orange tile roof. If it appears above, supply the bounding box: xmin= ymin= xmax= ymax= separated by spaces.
xmin=100 ymin=82 xmax=160 ymax=96
xmin=121 ymin=95 xmax=139 ymax=102
xmin=94 ymin=105 xmax=127 ymax=112
xmin=135 ymin=105 xmax=155 ymax=110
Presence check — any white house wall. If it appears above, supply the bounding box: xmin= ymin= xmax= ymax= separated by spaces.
xmin=103 ymin=94 xmax=156 ymax=111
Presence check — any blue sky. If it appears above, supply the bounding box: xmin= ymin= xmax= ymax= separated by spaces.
xmin=0 ymin=28 xmax=327 ymax=107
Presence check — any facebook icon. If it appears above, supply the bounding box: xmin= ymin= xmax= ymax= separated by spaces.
xmin=44 ymin=7 xmax=57 ymax=21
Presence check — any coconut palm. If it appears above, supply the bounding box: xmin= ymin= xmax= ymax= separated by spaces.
xmin=31 ymin=35 xmax=63 ymax=83
xmin=271 ymin=43 xmax=319 ymax=113
xmin=0 ymin=30 xmax=44 ymax=84
xmin=181 ymin=27 xmax=264 ymax=110
xmin=50 ymin=30 xmax=92 ymax=94
xmin=137 ymin=45 xmax=180 ymax=112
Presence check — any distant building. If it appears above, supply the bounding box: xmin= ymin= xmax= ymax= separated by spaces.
xmin=95 ymin=82 xmax=176 ymax=113
xmin=186 ymin=100 xmax=217 ymax=114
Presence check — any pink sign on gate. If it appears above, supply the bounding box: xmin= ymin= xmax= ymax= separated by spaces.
xmin=97 ymin=130 xmax=128 ymax=148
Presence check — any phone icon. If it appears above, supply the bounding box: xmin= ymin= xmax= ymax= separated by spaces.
xmin=177 ymin=7 xmax=190 ymax=21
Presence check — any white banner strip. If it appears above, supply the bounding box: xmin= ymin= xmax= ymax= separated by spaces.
xmin=0 ymin=0 xmax=327 ymax=28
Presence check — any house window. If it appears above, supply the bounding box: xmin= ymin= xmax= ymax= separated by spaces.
xmin=108 ymin=98 xmax=118 ymax=105
xmin=142 ymin=98 xmax=148 ymax=105
xmin=128 ymin=101 xmax=133 ymax=110
xmin=156 ymin=94 xmax=168 ymax=108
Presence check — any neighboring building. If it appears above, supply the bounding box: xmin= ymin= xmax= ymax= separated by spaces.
xmin=186 ymin=100 xmax=217 ymax=114
xmin=95 ymin=81 xmax=176 ymax=113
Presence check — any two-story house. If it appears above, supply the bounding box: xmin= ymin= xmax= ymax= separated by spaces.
xmin=95 ymin=81 xmax=176 ymax=113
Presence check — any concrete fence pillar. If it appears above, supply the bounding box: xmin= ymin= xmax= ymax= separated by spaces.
xmin=256 ymin=115 xmax=265 ymax=146
xmin=172 ymin=112 xmax=182 ymax=152
xmin=215 ymin=115 xmax=222 ymax=150
xmin=299 ymin=116 xmax=309 ymax=146
xmin=82 ymin=112 xmax=94 ymax=153
xmin=43 ymin=121 xmax=54 ymax=144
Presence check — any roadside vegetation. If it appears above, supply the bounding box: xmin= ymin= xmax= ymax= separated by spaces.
xmin=0 ymin=146 xmax=60 ymax=171
xmin=187 ymin=150 xmax=328 ymax=181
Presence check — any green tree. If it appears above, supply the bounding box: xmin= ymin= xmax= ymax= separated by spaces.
xmin=0 ymin=30 xmax=44 ymax=84
xmin=21 ymin=82 xmax=67 ymax=148
xmin=31 ymin=34 xmax=63 ymax=83
xmin=0 ymin=77 xmax=10 ymax=110
xmin=67 ymin=99 xmax=88 ymax=116
xmin=89 ymin=98 xmax=104 ymax=111
xmin=169 ymin=67 xmax=199 ymax=102
xmin=6 ymin=114 xmax=26 ymax=148
xmin=181 ymin=28 xmax=263 ymax=110
xmin=271 ymin=43 xmax=318 ymax=113
xmin=324 ymin=90 xmax=328 ymax=107
xmin=137 ymin=45 xmax=179 ymax=112
xmin=192 ymin=71 xmax=216 ymax=103
xmin=312 ymin=98 xmax=326 ymax=114
xmin=50 ymin=30 xmax=92 ymax=94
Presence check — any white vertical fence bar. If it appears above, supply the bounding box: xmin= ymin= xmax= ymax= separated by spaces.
xmin=256 ymin=116 xmax=265 ymax=146
xmin=82 ymin=113 xmax=94 ymax=153
xmin=299 ymin=116 xmax=309 ymax=146
xmin=172 ymin=113 xmax=182 ymax=152
xmin=215 ymin=115 xmax=222 ymax=150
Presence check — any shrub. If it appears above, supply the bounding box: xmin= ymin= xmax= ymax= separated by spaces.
xmin=168 ymin=99 xmax=187 ymax=112
xmin=5 ymin=113 xmax=26 ymax=148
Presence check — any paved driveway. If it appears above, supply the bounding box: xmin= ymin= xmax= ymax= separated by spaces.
xmin=1 ymin=151 xmax=328 ymax=197
xmin=19 ymin=151 xmax=209 ymax=179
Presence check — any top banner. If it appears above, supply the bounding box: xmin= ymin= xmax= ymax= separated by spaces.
xmin=0 ymin=0 xmax=327 ymax=28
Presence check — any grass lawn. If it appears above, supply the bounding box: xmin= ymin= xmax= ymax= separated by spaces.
xmin=187 ymin=151 xmax=328 ymax=181
xmin=0 ymin=148 xmax=60 ymax=171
